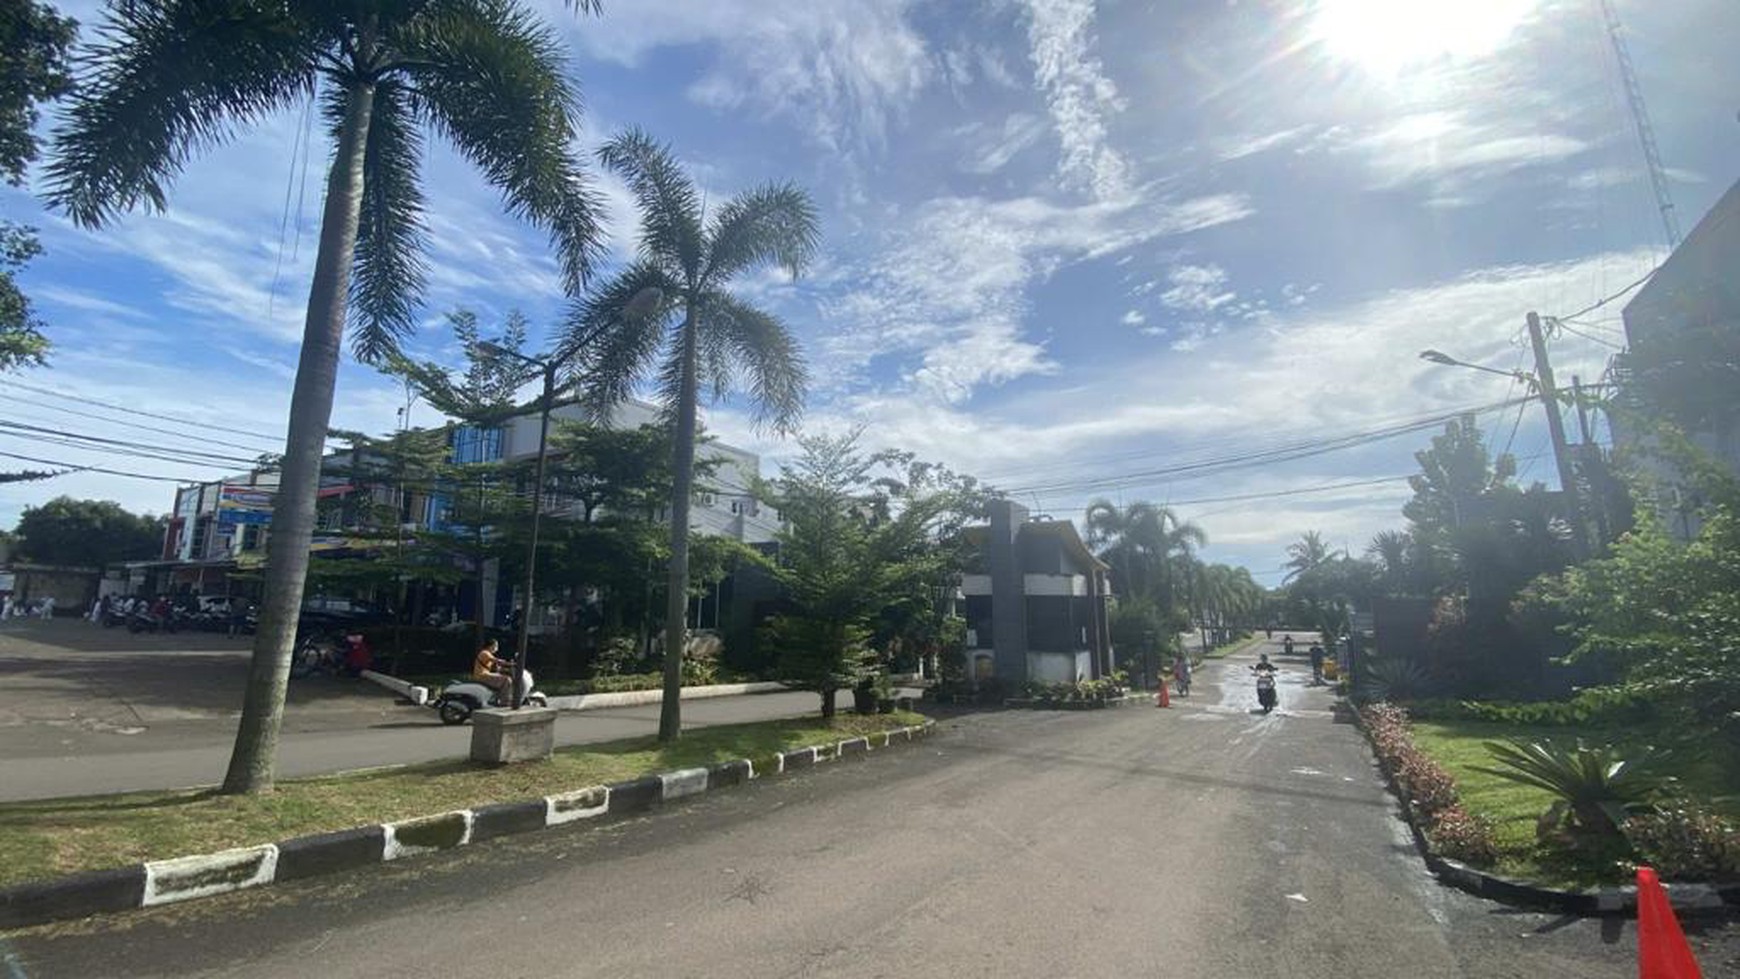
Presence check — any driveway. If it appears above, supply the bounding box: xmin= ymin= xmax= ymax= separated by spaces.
xmin=9 ymin=636 xmax=1732 ymax=976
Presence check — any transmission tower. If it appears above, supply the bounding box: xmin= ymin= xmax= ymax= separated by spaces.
xmin=1598 ymin=0 xmax=1681 ymax=250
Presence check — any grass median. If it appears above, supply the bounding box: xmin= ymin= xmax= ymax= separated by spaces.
xmin=1411 ymin=717 xmax=1740 ymax=887
xmin=0 ymin=710 xmax=926 ymax=890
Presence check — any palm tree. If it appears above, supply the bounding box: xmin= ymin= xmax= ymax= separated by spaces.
xmin=1084 ymin=500 xmax=1204 ymax=609
xmin=567 ymin=128 xmax=817 ymax=742
xmin=46 ymin=0 xmax=604 ymax=793
xmin=1283 ymin=530 xmax=1337 ymax=583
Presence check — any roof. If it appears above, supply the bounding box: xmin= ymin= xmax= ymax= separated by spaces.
xmin=1022 ymin=520 xmax=1111 ymax=573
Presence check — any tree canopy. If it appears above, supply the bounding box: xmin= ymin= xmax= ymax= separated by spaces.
xmin=13 ymin=496 xmax=162 ymax=567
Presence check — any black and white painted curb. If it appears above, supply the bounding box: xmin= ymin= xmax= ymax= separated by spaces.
xmin=1354 ymin=710 xmax=1740 ymax=917
xmin=0 ymin=720 xmax=937 ymax=932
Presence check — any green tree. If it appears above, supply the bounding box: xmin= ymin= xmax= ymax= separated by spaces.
xmin=1282 ymin=530 xmax=1337 ymax=583
xmin=1542 ymin=486 xmax=1740 ymax=745
xmin=14 ymin=496 xmax=162 ymax=567
xmin=758 ymin=434 xmax=960 ymax=717
xmin=1084 ymin=500 xmax=1204 ymax=619
xmin=568 ymin=128 xmax=817 ymax=742
xmin=0 ymin=0 xmax=76 ymax=373
xmin=46 ymin=0 xmax=604 ymax=793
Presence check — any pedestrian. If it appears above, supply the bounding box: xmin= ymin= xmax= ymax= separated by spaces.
xmin=1309 ymin=643 xmax=1326 ymax=684
xmin=1172 ymin=654 xmax=1192 ymax=696
xmin=37 ymin=596 xmax=55 ymax=620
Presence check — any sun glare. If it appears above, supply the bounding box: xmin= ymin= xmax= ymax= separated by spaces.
xmin=1310 ymin=0 xmax=1536 ymax=78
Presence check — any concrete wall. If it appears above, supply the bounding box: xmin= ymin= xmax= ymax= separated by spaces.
xmin=986 ymin=499 xmax=1029 ymax=682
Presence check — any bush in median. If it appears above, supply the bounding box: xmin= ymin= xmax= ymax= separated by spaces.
xmin=1360 ymin=703 xmax=1498 ymax=868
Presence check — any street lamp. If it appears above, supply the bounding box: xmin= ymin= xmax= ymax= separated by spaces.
xmin=471 ymin=286 xmax=663 ymax=709
xmin=1417 ymin=349 xmax=1533 ymax=383
xmin=1418 ymin=315 xmax=1589 ymax=556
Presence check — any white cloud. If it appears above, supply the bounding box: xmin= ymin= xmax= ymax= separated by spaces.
xmin=1216 ymin=125 xmax=1316 ymax=162
xmin=956 ymin=113 xmax=1049 ymax=175
xmin=564 ymin=1 xmax=929 ymax=157
xmin=1159 ymin=264 xmax=1237 ymax=314
xmin=1349 ymin=111 xmax=1587 ymax=195
xmin=1120 ymin=309 xmax=1146 ymax=326
xmin=1020 ymin=0 xmax=1131 ymax=201
xmin=813 ymin=190 xmax=1254 ymax=403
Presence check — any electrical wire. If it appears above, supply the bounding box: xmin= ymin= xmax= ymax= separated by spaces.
xmin=0 ymin=420 xmax=267 ymax=467
xmin=3 ymin=380 xmax=286 ymax=443
xmin=1552 ymin=265 xmax=1659 ymax=323
xmin=0 ymin=449 xmax=206 ymax=483
xmin=1551 ymin=318 xmax=1625 ymax=350
xmin=0 ymin=392 xmax=280 ymax=455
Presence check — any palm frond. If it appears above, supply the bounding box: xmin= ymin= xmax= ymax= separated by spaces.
xmin=46 ymin=0 xmax=323 ymax=227
xmin=702 ymin=181 xmax=820 ymax=285
xmin=335 ymin=80 xmax=428 ymax=363
xmin=399 ymin=0 xmax=601 ymax=293
xmin=566 ymin=262 xmax=676 ymax=420
xmin=597 ymin=127 xmax=704 ymax=278
xmin=699 ymin=290 xmax=806 ymax=434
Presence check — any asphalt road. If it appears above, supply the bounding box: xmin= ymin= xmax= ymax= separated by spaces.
xmin=0 ymin=619 xmax=871 ymax=801
xmin=10 ymin=636 xmax=1732 ymax=977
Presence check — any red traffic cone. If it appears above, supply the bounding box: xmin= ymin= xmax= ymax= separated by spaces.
xmin=1156 ymin=682 xmax=1170 ymax=708
xmin=1637 ymin=866 xmax=1702 ymax=979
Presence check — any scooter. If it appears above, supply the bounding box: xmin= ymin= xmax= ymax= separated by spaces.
xmin=431 ymin=660 xmax=548 ymax=725
xmin=1255 ymin=669 xmax=1278 ymax=714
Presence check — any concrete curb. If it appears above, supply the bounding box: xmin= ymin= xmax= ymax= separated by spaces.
xmin=544 ymin=681 xmax=786 ymax=712
xmin=1352 ymin=706 xmax=1740 ymax=918
xmin=0 ymin=719 xmax=937 ymax=932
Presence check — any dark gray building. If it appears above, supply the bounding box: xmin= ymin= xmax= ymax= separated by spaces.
xmin=959 ymin=500 xmax=1114 ymax=685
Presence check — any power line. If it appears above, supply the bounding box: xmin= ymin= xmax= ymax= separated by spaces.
xmin=1551 ymin=318 xmax=1625 ymax=350
xmin=1551 ymin=265 xmax=1658 ymax=324
xmin=0 ymin=449 xmax=206 ymax=483
xmin=0 ymin=420 xmax=266 ymax=467
xmin=4 ymin=380 xmax=287 ymax=443
xmin=1002 ymin=395 xmax=1532 ymax=498
xmin=0 ymin=392 xmax=281 ymax=455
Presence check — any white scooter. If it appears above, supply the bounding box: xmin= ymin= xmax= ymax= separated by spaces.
xmin=431 ymin=661 xmax=548 ymax=725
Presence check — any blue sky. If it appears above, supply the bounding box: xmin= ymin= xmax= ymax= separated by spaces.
xmin=2 ymin=0 xmax=1737 ymax=585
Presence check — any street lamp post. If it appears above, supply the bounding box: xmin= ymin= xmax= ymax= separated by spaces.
xmin=474 ymin=340 xmax=570 ymax=710
xmin=472 ymin=288 xmax=663 ymax=709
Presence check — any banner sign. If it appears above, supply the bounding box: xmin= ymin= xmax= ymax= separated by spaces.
xmin=216 ymin=485 xmax=275 ymax=526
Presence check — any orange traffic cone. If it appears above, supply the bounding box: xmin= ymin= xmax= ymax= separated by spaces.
xmin=1637 ymin=866 xmax=1702 ymax=979
xmin=1156 ymin=682 xmax=1170 ymax=708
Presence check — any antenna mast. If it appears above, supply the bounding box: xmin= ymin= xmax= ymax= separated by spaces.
xmin=1597 ymin=0 xmax=1681 ymax=249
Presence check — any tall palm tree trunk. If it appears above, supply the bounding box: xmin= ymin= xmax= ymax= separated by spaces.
xmin=222 ymin=81 xmax=376 ymax=794
xmin=658 ymin=315 xmax=698 ymax=742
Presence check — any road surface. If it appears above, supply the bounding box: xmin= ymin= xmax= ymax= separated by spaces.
xmin=0 ymin=619 xmax=867 ymax=801
xmin=9 ymin=637 xmax=1730 ymax=976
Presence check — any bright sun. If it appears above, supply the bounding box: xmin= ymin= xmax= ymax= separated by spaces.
xmin=1310 ymin=0 xmax=1537 ymax=78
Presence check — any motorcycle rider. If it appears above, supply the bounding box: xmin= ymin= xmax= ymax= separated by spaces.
xmin=1251 ymin=653 xmax=1279 ymax=712
xmin=473 ymin=638 xmax=512 ymax=705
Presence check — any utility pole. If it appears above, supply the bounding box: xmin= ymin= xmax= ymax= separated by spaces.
xmin=1525 ymin=312 xmax=1589 ymax=556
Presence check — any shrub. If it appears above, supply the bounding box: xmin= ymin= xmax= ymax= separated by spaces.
xmin=1625 ymin=807 xmax=1740 ymax=881
xmin=1429 ymin=804 xmax=1500 ymax=866
xmin=1474 ymin=738 xmax=1678 ymax=842
xmin=1359 ymin=702 xmax=1497 ymax=867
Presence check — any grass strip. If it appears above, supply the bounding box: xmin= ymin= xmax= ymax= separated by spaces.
xmin=0 ymin=711 xmax=925 ymax=890
xmin=1411 ymin=718 xmax=1740 ymax=888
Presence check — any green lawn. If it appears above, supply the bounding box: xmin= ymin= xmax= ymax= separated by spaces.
xmin=0 ymin=711 xmax=925 ymax=890
xmin=1411 ymin=718 xmax=1740 ymax=887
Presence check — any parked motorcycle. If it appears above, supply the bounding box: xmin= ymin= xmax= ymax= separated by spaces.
xmin=430 ymin=660 xmax=547 ymax=725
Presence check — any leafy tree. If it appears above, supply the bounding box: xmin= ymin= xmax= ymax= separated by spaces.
xmin=758 ymin=434 xmax=961 ymax=717
xmin=1542 ymin=488 xmax=1740 ymax=746
xmin=46 ymin=0 xmax=604 ymax=793
xmin=0 ymin=0 xmax=76 ymax=373
xmin=390 ymin=308 xmax=535 ymax=426
xmin=13 ymin=496 xmax=162 ymax=567
xmin=568 ymin=128 xmax=817 ymax=742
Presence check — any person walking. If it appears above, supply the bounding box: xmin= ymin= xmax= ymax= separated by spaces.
xmin=1309 ymin=642 xmax=1326 ymax=684
xmin=1172 ymin=654 xmax=1193 ymax=697
xmin=37 ymin=595 xmax=55 ymax=620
